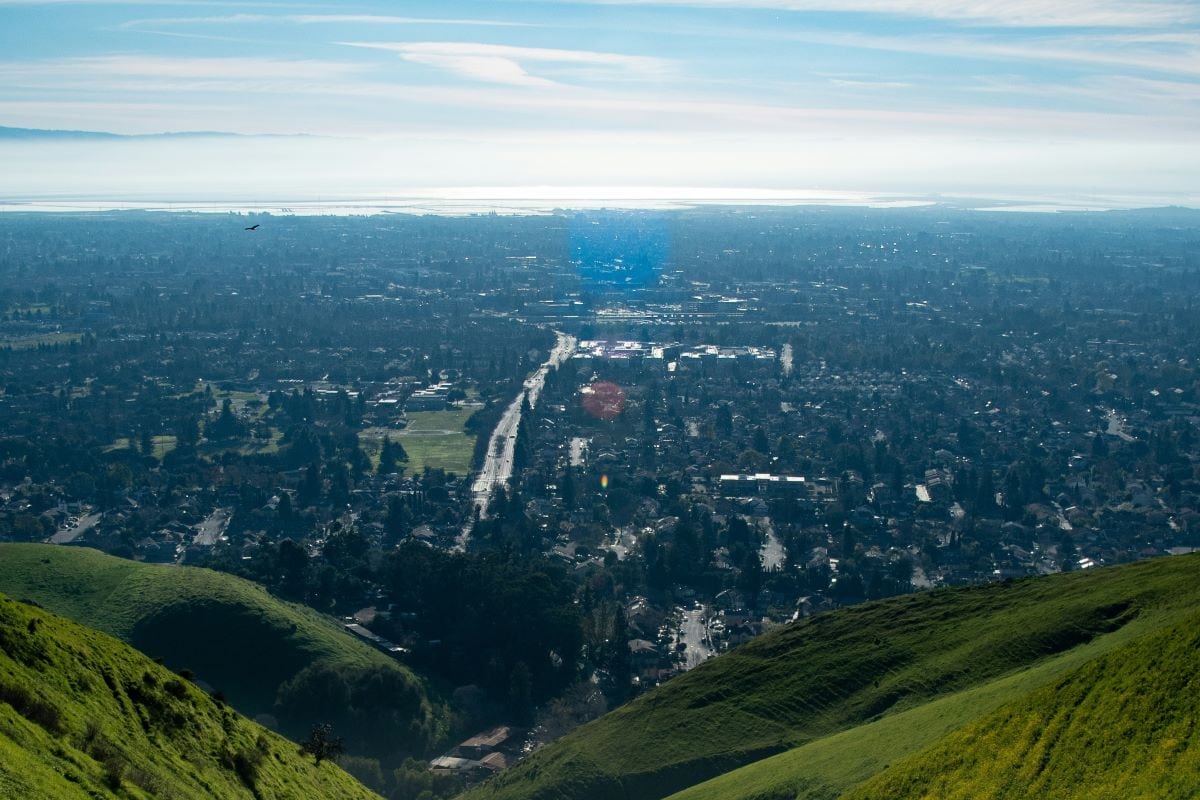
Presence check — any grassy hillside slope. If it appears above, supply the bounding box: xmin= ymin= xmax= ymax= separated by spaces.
xmin=0 ymin=591 xmax=379 ymax=800
xmin=847 ymin=610 xmax=1200 ymax=799
xmin=662 ymin=598 xmax=1163 ymax=800
xmin=462 ymin=554 xmax=1200 ymax=800
xmin=0 ymin=544 xmax=449 ymax=760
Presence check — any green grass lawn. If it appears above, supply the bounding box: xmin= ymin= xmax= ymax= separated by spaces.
xmin=236 ymin=428 xmax=283 ymax=455
xmin=106 ymin=435 xmax=178 ymax=459
xmin=0 ymin=591 xmax=381 ymax=800
xmin=110 ymin=431 xmax=282 ymax=460
xmin=361 ymin=407 xmax=476 ymax=476
xmin=0 ymin=332 xmax=82 ymax=350
xmin=150 ymin=435 xmax=178 ymax=459
xmin=462 ymin=554 xmax=1200 ymax=800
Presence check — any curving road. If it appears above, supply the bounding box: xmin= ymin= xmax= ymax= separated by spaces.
xmin=456 ymin=331 xmax=575 ymax=550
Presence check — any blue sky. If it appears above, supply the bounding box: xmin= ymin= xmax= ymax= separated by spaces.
xmin=0 ymin=0 xmax=1197 ymax=202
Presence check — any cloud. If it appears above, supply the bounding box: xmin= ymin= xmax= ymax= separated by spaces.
xmin=545 ymin=0 xmax=1198 ymax=28
xmin=119 ymin=14 xmax=273 ymax=27
xmin=21 ymin=55 xmax=365 ymax=80
xmin=340 ymin=42 xmax=668 ymax=88
xmin=827 ymin=77 xmax=914 ymax=89
xmin=0 ymin=0 xmax=317 ymax=5
xmin=120 ymin=14 xmax=541 ymax=29
xmin=291 ymin=15 xmax=538 ymax=27
xmin=968 ymin=73 xmax=1200 ymax=105
xmin=2 ymin=50 xmax=1193 ymax=141
xmin=780 ymin=29 xmax=1200 ymax=77
xmin=402 ymin=52 xmax=560 ymax=88
xmin=0 ymin=55 xmax=369 ymax=97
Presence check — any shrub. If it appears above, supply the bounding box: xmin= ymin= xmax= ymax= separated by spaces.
xmin=102 ymin=753 xmax=125 ymax=790
xmin=0 ymin=680 xmax=63 ymax=734
xmin=340 ymin=755 xmax=386 ymax=793
xmin=225 ymin=736 xmax=269 ymax=791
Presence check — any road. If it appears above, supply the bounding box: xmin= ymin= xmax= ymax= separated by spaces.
xmin=192 ymin=507 xmax=231 ymax=547
xmin=176 ymin=507 xmax=232 ymax=564
xmin=758 ymin=518 xmax=786 ymax=571
xmin=49 ymin=511 xmax=102 ymax=544
xmin=569 ymin=436 xmax=589 ymax=467
xmin=1104 ymin=409 xmax=1136 ymax=442
xmin=679 ymin=607 xmax=715 ymax=670
xmin=457 ymin=331 xmax=575 ymax=550
xmin=603 ymin=526 xmax=637 ymax=561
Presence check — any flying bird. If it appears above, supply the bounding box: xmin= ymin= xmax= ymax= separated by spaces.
xmin=244 ymin=224 xmax=259 ymax=231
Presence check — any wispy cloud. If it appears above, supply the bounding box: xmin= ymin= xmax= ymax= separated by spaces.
xmin=341 ymin=42 xmax=668 ymax=88
xmin=546 ymin=0 xmax=1198 ymax=28
xmin=968 ymin=73 xmax=1200 ymax=105
xmin=827 ymin=77 xmax=913 ymax=89
xmin=2 ymin=49 xmax=1194 ymax=140
xmin=292 ymin=15 xmax=540 ymax=27
xmin=0 ymin=55 xmax=367 ymax=91
xmin=120 ymin=13 xmax=542 ymax=29
xmin=119 ymin=13 xmax=272 ymax=27
xmin=0 ymin=0 xmax=321 ymax=5
xmin=782 ymin=29 xmax=1200 ymax=77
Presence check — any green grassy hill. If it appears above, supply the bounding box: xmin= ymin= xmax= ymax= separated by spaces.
xmin=461 ymin=554 xmax=1200 ymax=800
xmin=0 ymin=590 xmax=379 ymax=800
xmin=0 ymin=544 xmax=449 ymax=764
xmin=846 ymin=610 xmax=1200 ymax=800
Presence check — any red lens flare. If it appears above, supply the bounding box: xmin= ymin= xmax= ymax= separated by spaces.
xmin=582 ymin=381 xmax=626 ymax=421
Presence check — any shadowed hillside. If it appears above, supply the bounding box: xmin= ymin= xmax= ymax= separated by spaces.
xmin=0 ymin=544 xmax=450 ymax=764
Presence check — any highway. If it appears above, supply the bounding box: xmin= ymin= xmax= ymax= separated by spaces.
xmin=456 ymin=331 xmax=575 ymax=550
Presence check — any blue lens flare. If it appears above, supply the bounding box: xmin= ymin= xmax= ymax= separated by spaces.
xmin=569 ymin=212 xmax=670 ymax=291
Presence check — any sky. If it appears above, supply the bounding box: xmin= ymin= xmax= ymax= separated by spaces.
xmin=0 ymin=0 xmax=1197 ymax=204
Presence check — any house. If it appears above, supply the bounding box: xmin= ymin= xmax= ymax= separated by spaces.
xmin=458 ymin=726 xmax=513 ymax=760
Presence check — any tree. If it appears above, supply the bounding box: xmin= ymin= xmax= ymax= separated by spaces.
xmin=175 ymin=415 xmax=200 ymax=448
xmin=206 ymin=397 xmax=246 ymax=440
xmin=384 ymin=495 xmax=411 ymax=541
xmin=561 ymin=467 xmax=577 ymax=507
xmin=716 ymin=404 xmax=733 ymax=436
xmin=328 ymin=461 xmax=351 ymax=508
xmin=737 ymin=548 xmax=765 ymax=605
xmin=300 ymin=722 xmax=344 ymax=765
xmin=378 ymin=436 xmax=408 ymax=475
xmin=752 ymin=426 xmax=771 ymax=456
xmin=297 ymin=463 xmax=322 ymax=508
xmin=508 ymin=661 xmax=534 ymax=724
xmin=277 ymin=538 xmax=310 ymax=599
xmin=276 ymin=492 xmax=294 ymax=527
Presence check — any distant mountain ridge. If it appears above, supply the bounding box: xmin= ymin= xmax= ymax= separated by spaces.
xmin=0 ymin=125 xmax=311 ymax=140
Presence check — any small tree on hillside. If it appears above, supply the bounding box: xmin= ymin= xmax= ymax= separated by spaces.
xmin=300 ymin=722 xmax=344 ymax=765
